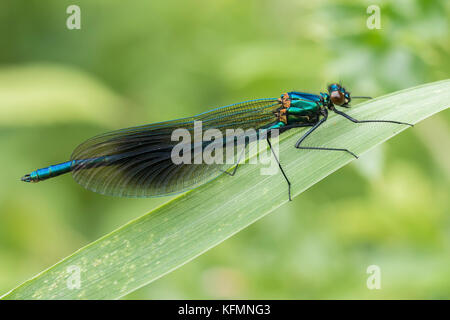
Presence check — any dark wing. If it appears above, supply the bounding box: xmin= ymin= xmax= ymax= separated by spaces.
xmin=70 ymin=98 xmax=281 ymax=197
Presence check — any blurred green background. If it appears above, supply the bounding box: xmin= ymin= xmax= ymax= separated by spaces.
xmin=0 ymin=0 xmax=449 ymax=299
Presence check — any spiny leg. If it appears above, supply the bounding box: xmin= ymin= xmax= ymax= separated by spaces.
xmin=221 ymin=123 xmax=314 ymax=178
xmin=221 ymin=145 xmax=246 ymax=177
xmin=333 ymin=108 xmax=413 ymax=126
xmin=295 ymin=109 xmax=358 ymax=159
xmin=278 ymin=122 xmax=315 ymax=133
xmin=267 ymin=136 xmax=292 ymax=201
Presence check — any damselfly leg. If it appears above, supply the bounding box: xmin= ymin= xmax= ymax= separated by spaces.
xmin=267 ymin=136 xmax=292 ymax=201
xmin=221 ymin=146 xmax=246 ymax=177
xmin=294 ymin=108 xmax=358 ymax=159
xmin=221 ymin=122 xmax=314 ymax=178
xmin=333 ymin=109 xmax=413 ymax=126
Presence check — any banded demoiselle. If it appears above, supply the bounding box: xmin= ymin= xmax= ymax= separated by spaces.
xmin=21 ymin=83 xmax=412 ymax=200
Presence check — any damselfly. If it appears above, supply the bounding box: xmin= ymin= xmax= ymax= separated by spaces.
xmin=21 ymin=83 xmax=412 ymax=200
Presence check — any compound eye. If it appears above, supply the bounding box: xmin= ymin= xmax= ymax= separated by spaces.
xmin=330 ymin=90 xmax=345 ymax=105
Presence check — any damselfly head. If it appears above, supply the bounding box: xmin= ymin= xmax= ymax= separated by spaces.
xmin=328 ymin=83 xmax=350 ymax=106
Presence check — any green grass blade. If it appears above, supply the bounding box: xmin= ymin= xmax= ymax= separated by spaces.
xmin=2 ymin=80 xmax=449 ymax=299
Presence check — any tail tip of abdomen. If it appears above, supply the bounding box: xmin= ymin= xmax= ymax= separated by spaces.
xmin=21 ymin=173 xmax=34 ymax=183
xmin=20 ymin=173 xmax=40 ymax=182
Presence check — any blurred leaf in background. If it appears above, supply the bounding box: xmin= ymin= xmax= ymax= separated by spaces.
xmin=0 ymin=0 xmax=448 ymax=298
